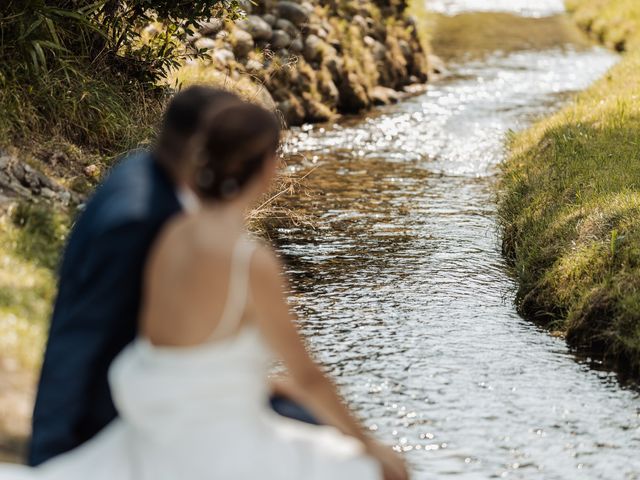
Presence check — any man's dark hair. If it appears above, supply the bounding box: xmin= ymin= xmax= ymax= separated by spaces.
xmin=155 ymin=86 xmax=241 ymax=171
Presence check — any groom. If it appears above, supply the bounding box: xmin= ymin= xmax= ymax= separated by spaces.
xmin=29 ymin=86 xmax=314 ymax=467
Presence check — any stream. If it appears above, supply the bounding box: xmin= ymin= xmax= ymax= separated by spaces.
xmin=275 ymin=1 xmax=640 ymax=479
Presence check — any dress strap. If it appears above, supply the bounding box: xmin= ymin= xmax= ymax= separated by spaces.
xmin=212 ymin=237 xmax=256 ymax=339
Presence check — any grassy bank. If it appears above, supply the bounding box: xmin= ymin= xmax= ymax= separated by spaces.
xmin=499 ymin=0 xmax=640 ymax=376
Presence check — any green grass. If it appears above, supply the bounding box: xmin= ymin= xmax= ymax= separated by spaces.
xmin=0 ymin=204 xmax=71 ymax=370
xmin=499 ymin=0 xmax=640 ymax=376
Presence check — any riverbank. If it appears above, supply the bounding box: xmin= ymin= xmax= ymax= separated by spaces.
xmin=0 ymin=0 xmax=430 ymax=370
xmin=499 ymin=0 xmax=640 ymax=376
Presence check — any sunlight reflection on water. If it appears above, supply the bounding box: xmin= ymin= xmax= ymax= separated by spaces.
xmin=427 ymin=0 xmax=565 ymax=17
xmin=274 ymin=9 xmax=640 ymax=480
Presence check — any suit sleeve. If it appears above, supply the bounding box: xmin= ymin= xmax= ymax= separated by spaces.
xmin=28 ymin=220 xmax=151 ymax=466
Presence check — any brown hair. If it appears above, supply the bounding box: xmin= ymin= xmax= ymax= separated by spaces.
xmin=194 ymin=102 xmax=281 ymax=201
xmin=154 ymin=86 xmax=241 ymax=174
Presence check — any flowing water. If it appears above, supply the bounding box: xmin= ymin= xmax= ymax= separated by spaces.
xmin=275 ymin=2 xmax=640 ymax=479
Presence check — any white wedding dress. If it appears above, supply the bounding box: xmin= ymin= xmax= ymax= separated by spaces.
xmin=0 ymin=238 xmax=380 ymax=479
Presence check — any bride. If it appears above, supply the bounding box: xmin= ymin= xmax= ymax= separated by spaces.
xmin=0 ymin=98 xmax=408 ymax=479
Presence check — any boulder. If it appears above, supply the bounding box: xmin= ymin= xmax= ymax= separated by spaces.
xmin=337 ymin=72 xmax=370 ymax=112
xmin=194 ymin=37 xmax=217 ymax=51
xmin=213 ymin=48 xmax=235 ymax=66
xmin=263 ymin=14 xmax=277 ymax=27
xmin=231 ymin=29 xmax=254 ymax=57
xmin=278 ymin=94 xmax=306 ymax=126
xmin=398 ymin=39 xmax=412 ymax=59
xmin=245 ymin=59 xmax=264 ymax=72
xmin=271 ymin=30 xmax=291 ymax=49
xmin=275 ymin=18 xmax=299 ymax=37
xmin=364 ymin=36 xmax=387 ymax=61
xmin=238 ymin=15 xmax=273 ymax=41
xmin=199 ymin=18 xmax=224 ymax=37
xmin=276 ymin=2 xmax=309 ymax=26
xmin=370 ymin=86 xmax=400 ymax=105
xmin=304 ymin=34 xmax=325 ymax=62
xmin=290 ymin=38 xmax=304 ymax=53
xmin=237 ymin=0 xmax=253 ymax=13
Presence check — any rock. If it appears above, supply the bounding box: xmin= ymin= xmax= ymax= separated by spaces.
xmin=270 ymin=30 xmax=291 ymax=49
xmin=213 ymin=48 xmax=235 ymax=66
xmin=304 ymin=34 xmax=325 ymax=62
xmin=199 ymin=18 xmax=224 ymax=37
xmin=245 ymin=59 xmax=264 ymax=72
xmin=352 ymin=15 xmax=368 ymax=31
xmin=290 ymin=38 xmax=304 ymax=53
xmin=276 ymin=2 xmax=309 ymax=27
xmin=370 ymin=86 xmax=400 ymax=105
xmin=40 ymin=187 xmax=56 ymax=199
xmin=302 ymin=94 xmax=334 ymax=123
xmin=186 ymin=32 xmax=201 ymax=43
xmin=0 ymin=155 xmax=11 ymax=171
xmin=194 ymin=37 xmax=217 ymax=51
xmin=58 ymin=191 xmax=71 ymax=205
xmin=275 ymin=18 xmax=299 ymax=37
xmin=237 ymin=0 xmax=252 ymax=14
xmin=337 ymin=72 xmax=370 ymax=112
xmin=263 ymin=14 xmax=277 ymax=27
xmin=238 ymin=15 xmax=273 ymax=41
xmin=278 ymin=94 xmax=306 ymax=126
xmin=84 ymin=164 xmax=100 ymax=178
xmin=216 ymin=30 xmax=229 ymax=40
xmin=231 ymin=29 xmax=254 ymax=57
xmin=428 ymin=54 xmax=446 ymax=75
xmin=398 ymin=39 xmax=412 ymax=59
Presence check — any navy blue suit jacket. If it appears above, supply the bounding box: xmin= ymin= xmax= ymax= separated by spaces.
xmin=29 ymin=152 xmax=182 ymax=466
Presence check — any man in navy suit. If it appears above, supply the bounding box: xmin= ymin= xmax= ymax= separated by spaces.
xmin=28 ymin=86 xmax=314 ymax=466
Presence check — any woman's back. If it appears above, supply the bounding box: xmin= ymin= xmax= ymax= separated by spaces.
xmin=139 ymin=211 xmax=256 ymax=348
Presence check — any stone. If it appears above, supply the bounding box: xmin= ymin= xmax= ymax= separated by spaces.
xmin=352 ymin=15 xmax=368 ymax=31
xmin=290 ymin=38 xmax=304 ymax=53
xmin=370 ymin=86 xmax=400 ymax=105
xmin=278 ymin=95 xmax=306 ymax=126
xmin=398 ymin=39 xmax=412 ymax=58
xmin=275 ymin=18 xmax=299 ymax=38
xmin=245 ymin=59 xmax=264 ymax=72
xmin=238 ymin=15 xmax=273 ymax=41
xmin=199 ymin=18 xmax=224 ymax=37
xmin=237 ymin=0 xmax=253 ymax=14
xmin=428 ymin=54 xmax=446 ymax=75
xmin=84 ymin=164 xmax=100 ymax=178
xmin=276 ymin=2 xmax=309 ymax=27
xmin=216 ymin=30 xmax=229 ymax=40
xmin=364 ymin=36 xmax=387 ymax=61
xmin=270 ymin=30 xmax=291 ymax=49
xmin=213 ymin=49 xmax=235 ymax=65
xmin=186 ymin=32 xmax=201 ymax=43
xmin=194 ymin=37 xmax=217 ymax=51
xmin=304 ymin=34 xmax=325 ymax=62
xmin=263 ymin=14 xmax=277 ymax=27
xmin=231 ymin=29 xmax=254 ymax=57
xmin=0 ymin=155 xmax=11 ymax=170
xmin=40 ymin=187 xmax=56 ymax=199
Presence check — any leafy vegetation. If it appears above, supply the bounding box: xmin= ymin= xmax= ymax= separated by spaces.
xmin=499 ymin=0 xmax=640 ymax=376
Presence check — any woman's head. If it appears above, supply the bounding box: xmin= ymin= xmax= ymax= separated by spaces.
xmin=193 ymin=101 xmax=281 ymax=203
xmin=154 ymin=86 xmax=241 ymax=183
